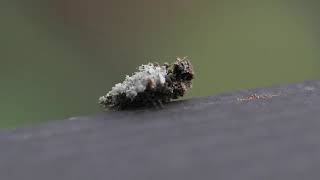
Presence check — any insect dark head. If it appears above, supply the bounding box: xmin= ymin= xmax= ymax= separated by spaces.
xmin=172 ymin=57 xmax=194 ymax=81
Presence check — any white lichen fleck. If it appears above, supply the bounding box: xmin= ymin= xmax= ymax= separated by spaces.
xmin=105 ymin=63 xmax=167 ymax=100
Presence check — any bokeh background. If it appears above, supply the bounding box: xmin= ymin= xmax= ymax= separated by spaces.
xmin=1 ymin=0 xmax=319 ymax=128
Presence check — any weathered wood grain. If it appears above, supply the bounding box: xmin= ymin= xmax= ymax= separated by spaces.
xmin=1 ymin=80 xmax=320 ymax=180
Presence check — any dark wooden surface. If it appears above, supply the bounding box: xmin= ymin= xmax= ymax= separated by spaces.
xmin=1 ymin=80 xmax=320 ymax=180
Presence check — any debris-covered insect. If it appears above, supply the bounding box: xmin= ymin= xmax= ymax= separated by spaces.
xmin=99 ymin=57 xmax=194 ymax=110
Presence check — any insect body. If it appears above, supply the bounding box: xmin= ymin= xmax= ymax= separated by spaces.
xmin=99 ymin=57 xmax=194 ymax=110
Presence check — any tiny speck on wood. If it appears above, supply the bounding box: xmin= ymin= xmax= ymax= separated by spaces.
xmin=237 ymin=93 xmax=280 ymax=102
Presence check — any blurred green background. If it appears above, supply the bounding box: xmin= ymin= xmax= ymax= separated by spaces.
xmin=1 ymin=0 xmax=319 ymax=128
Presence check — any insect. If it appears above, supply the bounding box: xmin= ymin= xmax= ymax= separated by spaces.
xmin=99 ymin=57 xmax=194 ymax=110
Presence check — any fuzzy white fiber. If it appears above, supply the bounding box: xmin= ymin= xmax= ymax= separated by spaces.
xmin=100 ymin=63 xmax=167 ymax=101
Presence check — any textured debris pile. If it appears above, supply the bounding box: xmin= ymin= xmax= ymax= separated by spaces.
xmin=99 ymin=57 xmax=194 ymax=109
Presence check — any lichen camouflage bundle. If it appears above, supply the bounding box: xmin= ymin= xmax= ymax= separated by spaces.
xmin=99 ymin=57 xmax=194 ymax=109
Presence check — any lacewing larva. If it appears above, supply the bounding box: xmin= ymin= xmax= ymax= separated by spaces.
xmin=99 ymin=57 xmax=194 ymax=110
